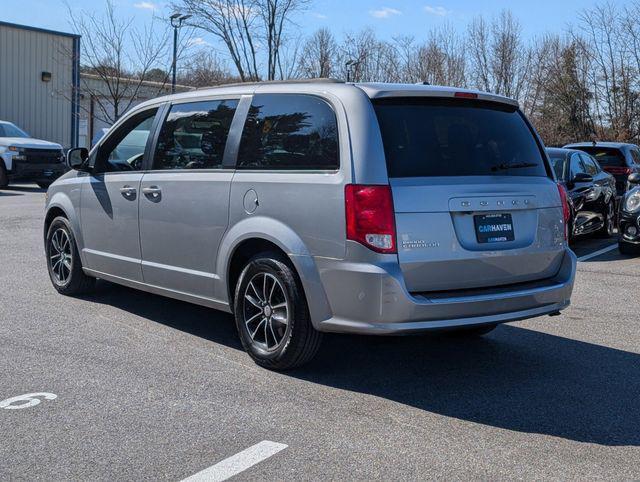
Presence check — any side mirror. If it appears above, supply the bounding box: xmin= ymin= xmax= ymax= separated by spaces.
xmin=66 ymin=147 xmax=89 ymax=171
xmin=572 ymin=172 xmax=593 ymax=183
xmin=628 ymin=172 xmax=640 ymax=185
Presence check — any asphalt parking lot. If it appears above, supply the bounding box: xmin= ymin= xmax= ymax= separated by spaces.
xmin=1 ymin=184 xmax=639 ymax=480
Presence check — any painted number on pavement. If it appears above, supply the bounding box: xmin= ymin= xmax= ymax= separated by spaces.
xmin=0 ymin=392 xmax=57 ymax=410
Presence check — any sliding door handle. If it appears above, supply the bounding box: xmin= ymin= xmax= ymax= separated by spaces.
xmin=142 ymin=185 xmax=162 ymax=201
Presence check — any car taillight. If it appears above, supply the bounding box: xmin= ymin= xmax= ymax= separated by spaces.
xmin=557 ymin=183 xmax=570 ymax=240
xmin=603 ymin=166 xmax=633 ymax=175
xmin=345 ymin=184 xmax=397 ymax=254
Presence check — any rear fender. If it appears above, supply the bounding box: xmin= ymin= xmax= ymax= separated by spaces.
xmin=216 ymin=216 xmax=333 ymax=326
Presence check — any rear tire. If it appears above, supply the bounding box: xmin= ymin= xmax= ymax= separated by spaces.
xmin=447 ymin=324 xmax=498 ymax=337
xmin=0 ymin=164 xmax=8 ymax=189
xmin=619 ymin=240 xmax=640 ymax=256
xmin=233 ymin=252 xmax=322 ymax=370
xmin=45 ymin=216 xmax=96 ymax=295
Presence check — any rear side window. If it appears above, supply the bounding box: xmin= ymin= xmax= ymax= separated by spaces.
xmin=547 ymin=155 xmax=566 ymax=180
xmin=374 ymin=98 xmax=547 ymax=178
xmin=574 ymin=146 xmax=627 ymax=168
xmin=237 ymin=94 xmax=339 ymax=170
xmin=154 ymin=99 xmax=238 ymax=170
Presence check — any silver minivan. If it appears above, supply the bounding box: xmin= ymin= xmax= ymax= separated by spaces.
xmin=44 ymin=80 xmax=576 ymax=369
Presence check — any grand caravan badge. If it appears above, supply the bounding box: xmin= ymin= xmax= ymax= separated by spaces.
xmin=400 ymin=234 xmax=440 ymax=249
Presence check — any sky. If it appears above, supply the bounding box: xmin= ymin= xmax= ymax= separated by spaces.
xmin=0 ymin=0 xmax=632 ymax=64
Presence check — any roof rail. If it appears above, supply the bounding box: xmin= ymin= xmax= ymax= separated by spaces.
xmin=196 ymin=78 xmax=345 ymax=90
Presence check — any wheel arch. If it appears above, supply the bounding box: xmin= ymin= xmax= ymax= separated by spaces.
xmin=45 ymin=193 xmax=85 ymax=263
xmin=218 ymin=217 xmax=332 ymax=326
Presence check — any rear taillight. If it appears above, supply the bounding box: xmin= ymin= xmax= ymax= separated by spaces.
xmin=604 ymin=166 xmax=633 ymax=175
xmin=557 ymin=183 xmax=570 ymax=240
xmin=345 ymin=184 xmax=397 ymax=254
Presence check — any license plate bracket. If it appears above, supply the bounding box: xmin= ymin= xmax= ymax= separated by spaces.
xmin=474 ymin=213 xmax=515 ymax=243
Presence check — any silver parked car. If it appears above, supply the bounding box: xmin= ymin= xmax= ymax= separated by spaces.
xmin=44 ymin=80 xmax=576 ymax=369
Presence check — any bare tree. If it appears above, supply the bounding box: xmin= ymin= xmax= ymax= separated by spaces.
xmin=524 ymin=35 xmax=595 ymax=145
xmin=404 ymin=24 xmax=467 ymax=86
xmin=297 ymin=28 xmax=337 ymax=78
xmin=176 ymin=0 xmax=259 ymax=81
xmin=179 ymin=50 xmax=238 ymax=87
xmin=467 ymin=11 xmax=530 ymax=99
xmin=176 ymin=0 xmax=308 ymax=81
xmin=67 ymin=0 xmax=170 ymax=124
xmin=578 ymin=2 xmax=640 ymax=141
xmin=467 ymin=16 xmax=492 ymax=92
xmin=336 ymin=29 xmax=401 ymax=82
xmin=260 ymin=0 xmax=310 ymax=80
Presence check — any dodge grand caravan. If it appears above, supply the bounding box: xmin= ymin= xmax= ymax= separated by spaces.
xmin=44 ymin=80 xmax=576 ymax=370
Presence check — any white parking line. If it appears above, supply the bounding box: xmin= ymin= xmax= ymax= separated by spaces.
xmin=577 ymin=244 xmax=618 ymax=262
xmin=181 ymin=441 xmax=288 ymax=482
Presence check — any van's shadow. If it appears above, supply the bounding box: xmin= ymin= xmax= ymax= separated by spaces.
xmin=84 ymin=280 xmax=640 ymax=446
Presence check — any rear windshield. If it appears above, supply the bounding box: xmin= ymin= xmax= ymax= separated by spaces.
xmin=571 ymin=146 xmax=627 ymax=167
xmin=373 ymin=98 xmax=547 ymax=178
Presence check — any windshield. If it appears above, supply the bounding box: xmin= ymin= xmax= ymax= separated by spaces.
xmin=0 ymin=123 xmax=30 ymax=138
xmin=374 ymin=98 xmax=548 ymax=178
xmin=573 ymin=146 xmax=627 ymax=167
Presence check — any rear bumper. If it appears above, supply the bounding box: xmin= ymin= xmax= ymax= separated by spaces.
xmin=8 ymin=162 xmax=67 ymax=183
xmin=314 ymin=248 xmax=576 ymax=334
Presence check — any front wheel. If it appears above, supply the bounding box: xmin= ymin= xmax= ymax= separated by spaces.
xmin=37 ymin=182 xmax=52 ymax=189
xmin=45 ymin=216 xmax=96 ymax=295
xmin=595 ymin=199 xmax=616 ymax=238
xmin=234 ymin=252 xmax=322 ymax=370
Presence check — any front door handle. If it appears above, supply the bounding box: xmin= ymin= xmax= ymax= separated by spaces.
xmin=142 ymin=185 xmax=162 ymax=201
xmin=119 ymin=185 xmax=137 ymax=199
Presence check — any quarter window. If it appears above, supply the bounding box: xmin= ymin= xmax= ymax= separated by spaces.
xmin=153 ymin=100 xmax=238 ymax=170
xmin=237 ymin=94 xmax=339 ymax=170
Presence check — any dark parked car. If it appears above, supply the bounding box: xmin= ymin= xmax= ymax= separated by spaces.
xmin=618 ymin=173 xmax=640 ymax=255
xmin=564 ymin=142 xmax=640 ymax=196
xmin=547 ymin=148 xmax=617 ymax=240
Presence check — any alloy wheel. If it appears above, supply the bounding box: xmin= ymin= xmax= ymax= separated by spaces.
xmin=242 ymin=272 xmax=290 ymax=352
xmin=606 ymin=201 xmax=615 ymax=236
xmin=49 ymin=228 xmax=72 ymax=284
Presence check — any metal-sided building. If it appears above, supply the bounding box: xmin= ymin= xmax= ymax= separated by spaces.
xmin=0 ymin=21 xmax=80 ymax=148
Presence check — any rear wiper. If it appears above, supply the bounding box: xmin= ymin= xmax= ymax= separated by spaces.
xmin=491 ymin=162 xmax=538 ymax=172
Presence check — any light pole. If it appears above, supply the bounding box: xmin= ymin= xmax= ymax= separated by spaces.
xmin=345 ymin=60 xmax=358 ymax=82
xmin=170 ymin=12 xmax=191 ymax=94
